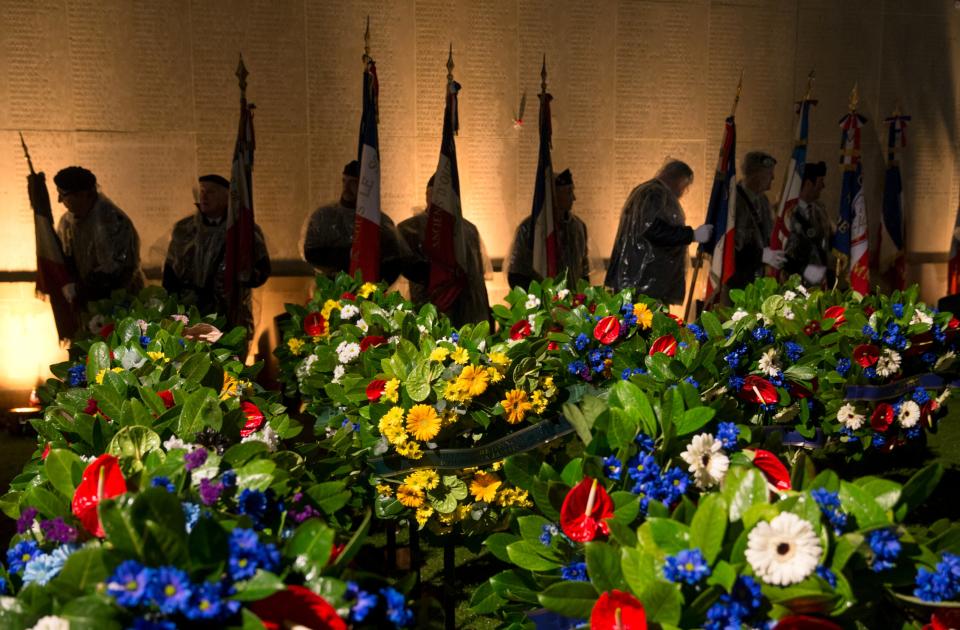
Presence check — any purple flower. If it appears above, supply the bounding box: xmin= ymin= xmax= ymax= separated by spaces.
xmin=40 ymin=517 xmax=78 ymax=544
xmin=198 ymin=478 xmax=223 ymax=506
xmin=291 ymin=505 xmax=321 ymax=524
xmin=184 ymin=448 xmax=208 ymax=472
xmin=16 ymin=507 xmax=38 ymax=534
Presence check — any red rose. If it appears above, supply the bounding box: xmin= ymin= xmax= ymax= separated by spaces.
xmin=303 ymin=312 xmax=327 ymax=337
xmin=870 ymin=403 xmax=894 ymax=432
xmin=41 ymin=442 xmax=51 ymax=460
xmin=823 ymin=305 xmax=846 ymax=329
xmin=249 ymin=585 xmax=347 ymax=630
xmin=366 ymin=379 xmax=387 ymax=402
xmin=751 ymin=449 xmax=791 ymax=491
xmin=593 ymin=316 xmax=621 ymax=344
xmin=560 ymin=478 xmax=614 ymax=542
xmin=239 ymin=401 xmax=265 ymax=438
xmin=775 ymin=615 xmax=842 ymax=630
xmin=738 ymin=376 xmax=778 ymax=404
xmin=359 ymin=335 xmax=388 ymax=352
xmin=340 ymin=291 xmax=356 ymax=301
xmin=852 ymin=344 xmax=880 ymax=367
xmin=99 ymin=322 xmax=115 ymax=338
xmin=590 ymin=590 xmax=647 ymax=630
xmin=157 ymin=390 xmax=175 ymax=409
xmin=510 ymin=320 xmax=532 ymax=341
xmin=649 ymin=335 xmax=677 ymax=357
xmin=71 ymin=454 xmax=127 ymax=538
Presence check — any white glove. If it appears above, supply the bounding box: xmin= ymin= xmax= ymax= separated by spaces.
xmin=762 ymin=247 xmax=786 ymax=269
xmin=693 ymin=224 xmax=714 ymax=244
xmin=802 ymin=264 xmax=827 ymax=285
xmin=61 ymin=283 xmax=77 ymax=304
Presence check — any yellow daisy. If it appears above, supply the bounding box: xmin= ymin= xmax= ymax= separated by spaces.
xmin=406 ymin=405 xmax=441 ymax=441
xmin=415 ymin=506 xmax=434 ymax=526
xmin=470 ymin=472 xmax=502 ymax=502
xmin=146 ymin=351 xmax=169 ymax=363
xmin=395 ymin=441 xmax=423 ymax=459
xmin=531 ymin=390 xmax=548 ymax=414
xmin=633 ymin=302 xmax=654 ymax=329
xmin=458 ymin=365 xmax=490 ymax=398
xmin=430 ymin=347 xmax=450 ymax=362
xmin=450 ymin=346 xmax=470 ymax=365
xmin=404 ymin=469 xmax=440 ymax=491
xmin=358 ymin=282 xmax=378 ymax=298
xmin=95 ymin=369 xmax=107 ymax=385
xmin=397 ymin=484 xmax=424 ymax=508
xmin=378 ymin=407 xmax=408 ymax=445
xmin=501 ymin=389 xmax=534 ymax=424
xmin=487 ymin=367 xmax=505 ymax=383
xmin=376 ymin=483 xmax=394 ymax=497
xmin=497 ymin=487 xmax=532 ymax=508
xmin=488 ymin=351 xmax=510 ymax=367
xmin=287 ymin=338 xmax=306 ymax=356
xmin=382 ymin=378 xmax=400 ymax=403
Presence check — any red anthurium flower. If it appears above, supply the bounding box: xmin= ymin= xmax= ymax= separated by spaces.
xmin=303 ymin=312 xmax=327 ymax=337
xmin=510 ymin=320 xmax=532 ymax=341
xmin=788 ymin=382 xmax=814 ymax=399
xmin=667 ymin=313 xmax=685 ymax=328
xmin=775 ymin=615 xmax=842 ymax=630
xmin=921 ymin=400 xmax=938 ymax=431
xmin=157 ymin=390 xmax=175 ymax=409
xmin=366 ymin=379 xmax=387 ymax=402
xmin=949 ymin=317 xmax=960 ymax=330
xmin=594 ymin=316 xmax=621 ymax=344
xmin=560 ymin=477 xmax=615 ymax=542
xmin=359 ymin=335 xmax=388 ymax=352
xmin=750 ymin=449 xmax=791 ymax=491
xmin=925 ymin=609 xmax=960 ymax=630
xmin=98 ymin=322 xmax=115 ymax=339
xmin=738 ymin=376 xmax=779 ymax=404
xmin=590 ymin=589 xmax=647 ymax=630
xmin=870 ymin=403 xmax=894 ymax=432
xmin=649 ymin=335 xmax=678 ymax=357
xmin=41 ymin=442 xmax=51 ymax=460
xmin=239 ymin=402 xmax=265 ymax=438
xmin=852 ymin=344 xmax=880 ymax=367
xmin=249 ymin=585 xmax=347 ymax=630
xmin=71 ymin=454 xmax=127 ymax=538
xmin=822 ymin=306 xmax=846 ymax=329
xmin=340 ymin=291 xmax=356 ymax=301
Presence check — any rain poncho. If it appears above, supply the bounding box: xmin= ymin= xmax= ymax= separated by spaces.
xmin=162 ymin=210 xmax=271 ymax=332
xmin=302 ymin=202 xmax=425 ymax=286
xmin=506 ymin=214 xmax=590 ymax=290
xmin=397 ymin=211 xmax=491 ymax=327
xmin=728 ymin=183 xmax=774 ymax=290
xmin=783 ymin=199 xmax=835 ymax=286
xmin=605 ymin=178 xmax=690 ymax=305
xmin=56 ymin=194 xmax=144 ymax=303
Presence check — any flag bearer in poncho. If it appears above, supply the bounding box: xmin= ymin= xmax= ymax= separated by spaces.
xmin=605 ymin=160 xmax=713 ymax=305
xmin=728 ymin=151 xmax=785 ymax=290
xmin=783 ymin=160 xmax=834 ymax=287
xmin=54 ymin=166 xmax=145 ymax=306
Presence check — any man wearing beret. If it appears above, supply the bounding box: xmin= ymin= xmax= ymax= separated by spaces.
xmin=302 ymin=160 xmax=424 ymax=285
xmin=163 ymin=174 xmax=271 ymax=332
xmin=783 ymin=160 xmax=834 ymax=287
xmin=54 ymin=166 xmax=145 ymax=306
xmin=507 ymin=168 xmax=591 ymax=289
xmin=727 ymin=151 xmax=785 ymax=291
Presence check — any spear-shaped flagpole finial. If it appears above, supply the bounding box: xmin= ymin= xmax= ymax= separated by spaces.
xmin=540 ymin=54 xmax=548 ymax=94
xmin=363 ymin=15 xmax=371 ymax=63
xmin=446 ymin=43 xmax=454 ymax=83
xmin=803 ymin=69 xmax=815 ymax=100
xmin=235 ymin=54 xmax=248 ymax=98
xmin=731 ymin=69 xmax=744 ymax=117
xmin=848 ymin=82 xmax=859 ymax=113
xmin=18 ymin=131 xmax=35 ymax=174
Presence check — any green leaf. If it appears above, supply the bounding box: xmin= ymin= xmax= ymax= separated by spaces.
xmin=44 ymin=449 xmax=84 ymax=498
xmin=483 ymin=533 xmax=520 ymax=564
xmin=305 ymin=481 xmax=351 ymax=514
xmin=700 ymin=310 xmax=724 ymax=340
xmin=236 ymin=459 xmax=277 ymax=493
xmin=642 ymin=518 xmax=691 ymax=554
xmin=517 ymin=515 xmax=552 ymax=544
xmin=25 ymin=486 xmax=67 ymax=519
xmin=489 ymin=569 xmax=541 ymax=604
xmin=99 ymin=498 xmax=144 ymax=559
xmin=722 ymin=467 xmax=769 ymax=522
xmin=405 ymin=361 xmax=432 ymax=402
xmin=707 ymin=560 xmax=737 ymax=592
xmin=223 ymin=441 xmax=269 ymax=468
xmin=86 ymin=342 xmax=111 ymax=383
xmin=537 ymin=581 xmax=598 ymax=619
xmin=561 ymin=460 xmax=584 ymax=487
xmin=232 ymin=570 xmax=285 ymax=601
xmin=608 ymin=380 xmax=657 ymax=438
xmin=503 ymin=454 xmax=539 ymax=491
xmin=285 ymin=519 xmax=335 ymax=578
xmin=179 ymin=353 xmax=212 ymax=384
xmin=621 ymin=547 xmax=656 ymax=595
xmin=690 ymin=493 xmax=728 ymax=564
xmin=895 ymin=463 xmax=943 ymax=521
xmin=469 ymin=580 xmax=507 ymax=615
xmin=857 ymin=478 xmax=902 ymax=511
xmin=639 ymin=580 xmax=683 ymax=625
xmin=506 ymin=540 xmax=561 ymax=571
xmin=562 ymin=401 xmax=594 ymax=445
xmin=177 ymin=388 xmax=222 ymax=441
xmin=107 ymin=426 xmax=161 ymax=467
xmin=839 ymin=481 xmax=889 ymax=530
xmin=586 ymin=541 xmax=623 ymax=592
xmin=674 ymin=407 xmax=716 ymax=436
xmin=60 ymin=595 xmax=123 ymax=630
xmin=50 ymin=547 xmax=112 ymax=597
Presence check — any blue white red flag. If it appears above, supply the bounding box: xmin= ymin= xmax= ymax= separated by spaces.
xmin=703 ymin=115 xmax=737 ymax=301
xmin=832 ymin=110 xmax=869 ymax=293
xmin=349 ymin=55 xmax=381 ymax=282
xmin=769 ymin=98 xmax=816 ymax=259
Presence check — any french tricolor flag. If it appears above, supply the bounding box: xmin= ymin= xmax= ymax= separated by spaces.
xmin=349 ymin=54 xmax=381 ymax=282
xmin=704 ymin=115 xmax=737 ymax=301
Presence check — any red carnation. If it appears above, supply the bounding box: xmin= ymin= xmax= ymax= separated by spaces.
xmin=366 ymin=379 xmax=387 ymax=402
xmin=751 ymin=449 xmax=791 ymax=491
xmin=590 ymin=590 xmax=647 ymax=630
xmin=852 ymin=344 xmax=880 ymax=367
xmin=870 ymin=403 xmax=894 ymax=432
xmin=649 ymin=335 xmax=677 ymax=357
xmin=71 ymin=454 xmax=127 ymax=538
xmin=560 ymin=477 xmax=614 ymax=542
xmin=303 ymin=312 xmax=327 ymax=337
xmin=823 ymin=306 xmax=846 ymax=329
xmin=98 ymin=322 xmax=115 ymax=339
xmin=738 ymin=376 xmax=778 ymax=404
xmin=775 ymin=615 xmax=842 ymax=630
xmin=360 ymin=335 xmax=388 ymax=352
xmin=510 ymin=320 xmax=532 ymax=341
xmin=340 ymin=291 xmax=356 ymax=301
xmin=157 ymin=390 xmax=175 ymax=409
xmin=249 ymin=585 xmax=347 ymax=630
xmin=594 ymin=316 xmax=621 ymax=344
xmin=239 ymin=401 xmax=265 ymax=438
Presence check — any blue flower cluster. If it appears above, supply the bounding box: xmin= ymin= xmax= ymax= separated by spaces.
xmin=602 ymin=455 xmax=623 ymax=481
xmin=892 ymin=303 xmax=905 ymax=318
xmin=663 ymin=548 xmax=710 ymax=585
xmin=561 ymin=561 xmax=589 ymax=582
xmin=862 ymin=324 xmax=880 ymax=341
xmin=687 ymin=323 xmax=708 ymax=343
xmin=620 ymin=303 xmax=638 ymax=328
xmin=140 ymin=335 xmax=152 ymax=348
xmin=381 ymin=586 xmax=414 ymax=627
xmin=751 ymin=327 xmax=773 ymax=344
xmin=881 ymin=322 xmax=908 ymax=350
xmin=67 ymin=364 xmax=86 ymax=387
xmin=345 ymin=581 xmax=379 ymax=622
xmin=913 ymin=387 xmax=931 ymax=405
xmin=151 ymin=476 xmax=175 ymax=493
xmin=784 ymin=341 xmax=804 ymax=362
xmin=228 ymin=527 xmax=280 ymax=581
xmin=620 ymin=367 xmax=646 ymax=380
xmin=573 ymin=333 xmax=590 ymax=351
xmin=915 ymin=552 xmax=960 ymax=602
xmin=816 ymin=565 xmax=838 ymax=588
xmin=705 ymin=575 xmax=762 ymax=630
xmin=835 ymin=358 xmax=851 ymax=377
xmin=867 ymin=528 xmax=901 ymax=572
xmin=21 ymin=544 xmax=76 ymax=586
xmin=715 ymin=422 xmax=740 ymax=452
xmin=106 ymin=560 xmax=241 ymax=621
xmin=811 ymin=488 xmax=848 ymax=535
xmin=237 ymin=489 xmax=282 ymax=530
xmin=724 ymin=343 xmax=749 ymax=369
xmin=539 ymin=523 xmax=560 ymax=546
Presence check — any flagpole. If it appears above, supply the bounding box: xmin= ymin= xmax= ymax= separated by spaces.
xmin=683 ymin=72 xmax=742 ymax=321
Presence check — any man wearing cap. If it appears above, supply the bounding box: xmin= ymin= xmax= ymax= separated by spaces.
xmin=727 ymin=151 xmax=785 ymax=290
xmin=606 ymin=160 xmax=713 ymax=304
xmin=302 ymin=160 xmax=423 ymax=285
xmin=163 ymin=174 xmax=271 ymax=332
xmin=506 ymin=168 xmax=590 ymax=289
xmin=397 ymin=175 xmax=491 ymax=326
xmin=54 ymin=166 xmax=144 ymax=305
xmin=783 ymin=160 xmax=834 ymax=287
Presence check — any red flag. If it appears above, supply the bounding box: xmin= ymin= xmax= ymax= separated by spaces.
xmin=349 ymin=52 xmax=381 ymax=282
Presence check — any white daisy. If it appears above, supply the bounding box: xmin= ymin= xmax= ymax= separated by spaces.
xmin=679 ymin=433 xmax=729 ymax=489
xmin=332 ymin=365 xmax=346 ymax=383
xmin=836 ymin=403 xmax=865 ymax=430
xmin=910 ymin=308 xmax=933 ymax=326
xmin=525 ymin=294 xmax=541 ymax=310
xmin=29 ymin=616 xmax=70 ymax=630
xmin=731 ymin=309 xmax=749 ymax=323
xmin=876 ymin=349 xmax=902 ymax=378
xmin=783 ymin=290 xmax=797 ymax=301
xmin=758 ymin=348 xmax=780 ymax=377
xmin=387 ymin=335 xmax=400 ymax=345
xmin=336 ymin=341 xmax=361 ymax=364
xmin=340 ymin=304 xmax=359 ymax=320
xmin=796 ymin=284 xmax=810 ymax=298
xmin=898 ymin=400 xmax=921 ymax=428
xmin=746 ymin=512 xmax=821 ymax=586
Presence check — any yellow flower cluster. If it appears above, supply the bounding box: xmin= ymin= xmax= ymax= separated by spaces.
xmin=146 ymin=351 xmax=169 ymax=363
xmin=382 ymin=378 xmax=400 ymax=403
xmin=429 ymin=347 xmax=450 ymax=362
xmin=495 ymin=487 xmax=532 ymax=508
xmin=633 ymin=302 xmax=654 ymax=329
xmin=397 ymin=484 xmax=424 ymax=507
xmin=443 ymin=364 xmax=490 ymax=403
xmin=501 ymin=389 xmax=534 ymax=424
xmin=406 ymin=405 xmax=441 ymax=441
xmin=95 ymin=367 xmax=125 ymax=385
xmin=378 ymin=407 xmax=408 ymax=445
xmin=287 ymin=338 xmax=306 ymax=356
xmin=358 ymin=282 xmax=378 ymax=298
xmin=415 ymin=506 xmax=434 ymax=526
xmin=488 ymin=351 xmax=510 ymax=367
xmin=375 ymin=483 xmax=393 ymax=497
xmin=220 ymin=372 xmax=251 ymax=400
xmin=450 ymin=346 xmax=470 ymax=365
xmin=404 ymin=469 xmax=440 ymax=491
xmin=320 ymin=299 xmax=341 ymax=322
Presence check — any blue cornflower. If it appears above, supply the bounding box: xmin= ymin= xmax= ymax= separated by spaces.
xmin=227 ymin=527 xmax=279 ymax=581
xmin=769 ymin=371 xmax=786 ymax=388
xmin=872 ymin=433 xmax=887 ymax=449
xmin=341 ymin=418 xmax=360 ymax=432
xmin=130 ymin=619 xmax=177 ymax=630
xmin=933 ymin=324 xmax=947 ymax=344
xmin=539 ymin=523 xmax=559 ymax=546
xmin=867 ymin=528 xmax=901 ymax=572
xmin=785 ymin=341 xmax=804 ymax=362
xmin=724 ymin=351 xmax=741 ymax=369
xmin=184 ymin=581 xmax=225 ymax=620
xmin=684 ymin=376 xmax=699 ymax=389
xmin=602 ymin=455 xmax=623 ymax=481
xmin=922 ymin=351 xmax=938 ymax=366
xmin=567 ymin=360 xmax=586 ymax=376
xmin=687 ymin=323 xmax=708 ymax=342
xmin=660 ymin=467 xmax=690 ymax=504
xmin=913 ymin=387 xmax=931 ymax=405
xmin=728 ymin=375 xmax=745 ymax=391
xmin=151 ymin=476 xmax=175 ymax=493
xmin=663 ymin=548 xmax=710 ymax=585
xmin=635 ymin=433 xmax=655 ymax=453
xmin=67 ymin=364 xmax=87 ymax=387
xmin=752 ymin=327 xmax=773 ymax=343
xmin=588 ymin=349 xmax=603 ymax=366
xmin=835 ymin=358 xmax=851 ymax=376
xmin=220 ymin=470 xmax=237 ymax=488
xmin=864 ymin=366 xmax=878 ymax=380
xmin=237 ymin=488 xmax=269 ymax=528
xmin=182 ymin=502 xmax=200 ymax=534
xmin=148 ymin=566 xmax=192 ymax=614
xmin=705 ymin=574 xmax=763 ymax=629
xmin=381 ymin=586 xmax=413 ymax=627
xmin=631 ymin=366 xmax=647 ymax=376
xmin=914 ymin=555 xmax=960 ymax=603
xmin=811 ymin=488 xmax=848 ymax=535
xmin=139 ymin=335 xmax=152 ymax=348
xmin=346 ymin=581 xmax=378 ymax=622
xmin=906 ymin=427 xmax=923 ymax=440
xmin=816 ymin=565 xmax=837 ymax=588
xmin=892 ymin=303 xmax=905 ymax=318
xmin=561 ymin=561 xmax=589 ymax=582
xmin=106 ymin=559 xmax=151 ymax=607
xmin=627 ymin=453 xmax=660 ymax=484
xmin=863 ymin=324 xmax=879 ymax=341
xmin=621 ymin=368 xmax=633 ymax=381
xmin=6 ymin=540 xmax=40 ymax=574
xmin=450 ymin=332 xmax=459 ymax=343
xmin=715 ymin=422 xmax=740 ymax=452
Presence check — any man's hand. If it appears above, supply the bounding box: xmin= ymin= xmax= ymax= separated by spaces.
xmin=762 ymin=247 xmax=786 ymax=269
xmin=61 ymin=283 xmax=77 ymax=304
xmin=693 ymin=224 xmax=714 ymax=244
